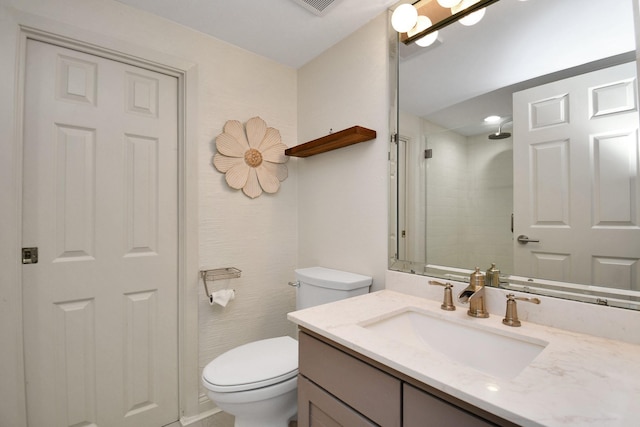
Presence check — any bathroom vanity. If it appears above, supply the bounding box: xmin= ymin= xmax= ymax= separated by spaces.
xmin=298 ymin=330 xmax=512 ymax=426
xmin=288 ymin=287 xmax=640 ymax=427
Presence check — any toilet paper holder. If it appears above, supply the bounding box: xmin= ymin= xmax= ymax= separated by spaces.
xmin=200 ymin=267 xmax=241 ymax=298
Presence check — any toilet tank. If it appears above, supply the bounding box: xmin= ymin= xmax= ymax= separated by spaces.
xmin=295 ymin=267 xmax=372 ymax=310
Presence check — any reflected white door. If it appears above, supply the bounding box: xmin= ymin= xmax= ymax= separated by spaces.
xmin=22 ymin=40 xmax=179 ymax=426
xmin=398 ymin=138 xmax=408 ymax=261
xmin=513 ymin=62 xmax=640 ymax=290
xmin=389 ymin=138 xmax=401 ymax=261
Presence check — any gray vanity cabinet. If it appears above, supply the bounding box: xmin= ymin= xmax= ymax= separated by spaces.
xmin=298 ymin=330 xmax=401 ymax=427
xmin=403 ymin=383 xmax=495 ymax=427
xmin=298 ymin=376 xmax=378 ymax=426
xmin=298 ymin=330 xmax=515 ymax=427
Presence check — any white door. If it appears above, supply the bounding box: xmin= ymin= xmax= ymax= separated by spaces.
xmin=513 ymin=62 xmax=640 ymax=290
xmin=393 ymin=136 xmax=425 ymax=263
xmin=398 ymin=137 xmax=408 ymax=260
xmin=22 ymin=40 xmax=179 ymax=427
xmin=389 ymin=138 xmax=400 ymax=261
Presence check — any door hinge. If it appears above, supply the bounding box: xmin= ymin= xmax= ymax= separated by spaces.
xmin=391 ymin=133 xmax=398 ymax=143
xmin=424 ymin=149 xmax=433 ymax=159
xmin=22 ymin=247 xmax=38 ymax=264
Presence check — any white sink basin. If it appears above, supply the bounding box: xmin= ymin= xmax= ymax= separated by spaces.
xmin=360 ymin=308 xmax=547 ymax=380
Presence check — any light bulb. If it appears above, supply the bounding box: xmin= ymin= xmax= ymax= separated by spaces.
xmin=408 ymin=16 xmax=439 ymax=47
xmin=459 ymin=8 xmax=485 ymax=25
xmin=391 ymin=3 xmax=418 ymax=33
xmin=484 ymin=115 xmax=501 ymax=123
xmin=437 ymin=0 xmax=462 ymax=7
xmin=452 ymin=0 xmax=486 ymax=26
xmin=416 ymin=31 xmax=439 ymax=47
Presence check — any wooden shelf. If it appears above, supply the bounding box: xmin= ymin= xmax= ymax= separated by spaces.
xmin=285 ymin=126 xmax=376 ymax=158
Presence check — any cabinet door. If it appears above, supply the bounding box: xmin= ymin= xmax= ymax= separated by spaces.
xmin=404 ymin=384 xmax=497 ymax=427
xmin=299 ymin=332 xmax=401 ymax=427
xmin=298 ymin=376 xmax=377 ymax=427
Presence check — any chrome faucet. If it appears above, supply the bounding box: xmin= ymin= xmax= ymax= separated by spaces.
xmin=458 ymin=267 xmax=489 ymax=318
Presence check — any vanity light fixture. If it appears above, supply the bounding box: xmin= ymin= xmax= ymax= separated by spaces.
xmin=391 ymin=3 xmax=419 ymax=33
xmin=394 ymin=0 xmax=499 ymax=46
xmin=452 ymin=0 xmax=486 ymax=26
xmin=437 ymin=0 xmax=462 ymax=7
xmin=408 ymin=15 xmax=439 ymax=47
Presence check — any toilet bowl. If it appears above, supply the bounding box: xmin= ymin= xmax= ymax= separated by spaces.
xmin=202 ymin=336 xmax=298 ymax=427
xmin=202 ymin=267 xmax=372 ymax=427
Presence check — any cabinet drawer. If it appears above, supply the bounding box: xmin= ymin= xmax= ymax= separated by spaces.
xmin=299 ymin=332 xmax=401 ymax=427
xmin=404 ymin=384 xmax=497 ymax=427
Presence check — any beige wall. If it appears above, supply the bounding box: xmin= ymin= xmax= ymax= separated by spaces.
xmin=0 ymin=0 xmax=392 ymax=425
xmin=0 ymin=0 xmax=299 ymax=424
xmin=297 ymin=13 xmax=390 ymax=290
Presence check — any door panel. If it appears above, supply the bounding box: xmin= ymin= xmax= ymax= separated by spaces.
xmin=513 ymin=62 xmax=640 ymax=290
xmin=22 ymin=39 xmax=178 ymax=427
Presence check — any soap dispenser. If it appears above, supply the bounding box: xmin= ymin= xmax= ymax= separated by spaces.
xmin=486 ymin=263 xmax=500 ymax=287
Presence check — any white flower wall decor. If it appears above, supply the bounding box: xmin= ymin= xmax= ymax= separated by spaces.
xmin=212 ymin=117 xmax=289 ymax=199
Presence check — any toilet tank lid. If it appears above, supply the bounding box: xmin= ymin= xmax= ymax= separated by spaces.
xmin=295 ymin=267 xmax=372 ymax=291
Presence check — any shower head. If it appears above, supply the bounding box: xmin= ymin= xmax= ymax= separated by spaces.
xmin=488 ymin=120 xmax=512 ymax=140
xmin=488 ymin=131 xmax=511 ymax=140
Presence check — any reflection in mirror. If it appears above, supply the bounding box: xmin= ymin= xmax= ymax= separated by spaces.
xmin=391 ymin=0 xmax=640 ymax=309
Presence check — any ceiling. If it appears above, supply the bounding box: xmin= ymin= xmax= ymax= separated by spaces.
xmin=113 ymin=0 xmax=636 ymax=137
xmin=114 ymin=0 xmax=400 ymax=69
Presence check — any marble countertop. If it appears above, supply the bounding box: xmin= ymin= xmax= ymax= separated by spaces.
xmin=287 ymin=289 xmax=640 ymax=427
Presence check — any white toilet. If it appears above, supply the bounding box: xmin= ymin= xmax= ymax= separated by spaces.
xmin=202 ymin=267 xmax=372 ymax=427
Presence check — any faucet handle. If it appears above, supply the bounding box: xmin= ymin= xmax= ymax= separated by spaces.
xmin=429 ymin=280 xmax=456 ymax=311
xmin=502 ymin=293 xmax=541 ymax=327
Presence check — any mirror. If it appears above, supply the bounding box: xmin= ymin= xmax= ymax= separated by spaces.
xmin=391 ymin=0 xmax=640 ymax=309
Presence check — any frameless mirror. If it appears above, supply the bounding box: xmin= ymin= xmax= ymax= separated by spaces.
xmin=390 ymin=0 xmax=640 ymax=309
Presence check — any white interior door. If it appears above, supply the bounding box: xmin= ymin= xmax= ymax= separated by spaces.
xmin=389 ymin=138 xmax=400 ymax=261
xmin=22 ymin=39 xmax=179 ymax=427
xmin=398 ymin=138 xmax=408 ymax=261
xmin=513 ymin=61 xmax=640 ymax=290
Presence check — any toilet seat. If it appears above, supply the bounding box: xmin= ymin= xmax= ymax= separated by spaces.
xmin=202 ymin=336 xmax=298 ymax=393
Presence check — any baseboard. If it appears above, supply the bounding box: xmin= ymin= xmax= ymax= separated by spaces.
xmin=179 ymin=407 xmax=221 ymax=426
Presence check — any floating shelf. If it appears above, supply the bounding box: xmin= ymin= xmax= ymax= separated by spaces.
xmin=285 ymin=126 xmax=376 ymax=158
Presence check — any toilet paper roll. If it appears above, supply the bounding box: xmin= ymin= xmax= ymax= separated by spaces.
xmin=209 ymin=289 xmax=235 ymax=307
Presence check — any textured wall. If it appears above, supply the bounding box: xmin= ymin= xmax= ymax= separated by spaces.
xmin=1 ymin=0 xmax=299 ymax=421
xmin=196 ymin=55 xmax=299 ymax=410
xmin=1 ymin=1 xmax=392 ymax=424
xmin=296 ymin=13 xmax=390 ymax=290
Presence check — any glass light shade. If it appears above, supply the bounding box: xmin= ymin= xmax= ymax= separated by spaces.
xmin=392 ymin=4 xmax=418 ymax=33
xmin=437 ymin=0 xmax=462 ymax=7
xmin=416 ymin=31 xmax=439 ymax=47
xmin=459 ymin=8 xmax=485 ymax=25
xmin=451 ymin=0 xmax=486 ymax=26
xmin=408 ymin=16 xmax=439 ymax=47
xmin=484 ymin=115 xmax=501 ymax=123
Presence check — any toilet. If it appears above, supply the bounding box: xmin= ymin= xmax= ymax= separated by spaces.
xmin=202 ymin=267 xmax=372 ymax=427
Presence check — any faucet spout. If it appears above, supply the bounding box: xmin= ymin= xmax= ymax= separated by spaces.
xmin=457 ymin=288 xmax=475 ymax=304
xmin=458 ymin=268 xmax=490 ymax=318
